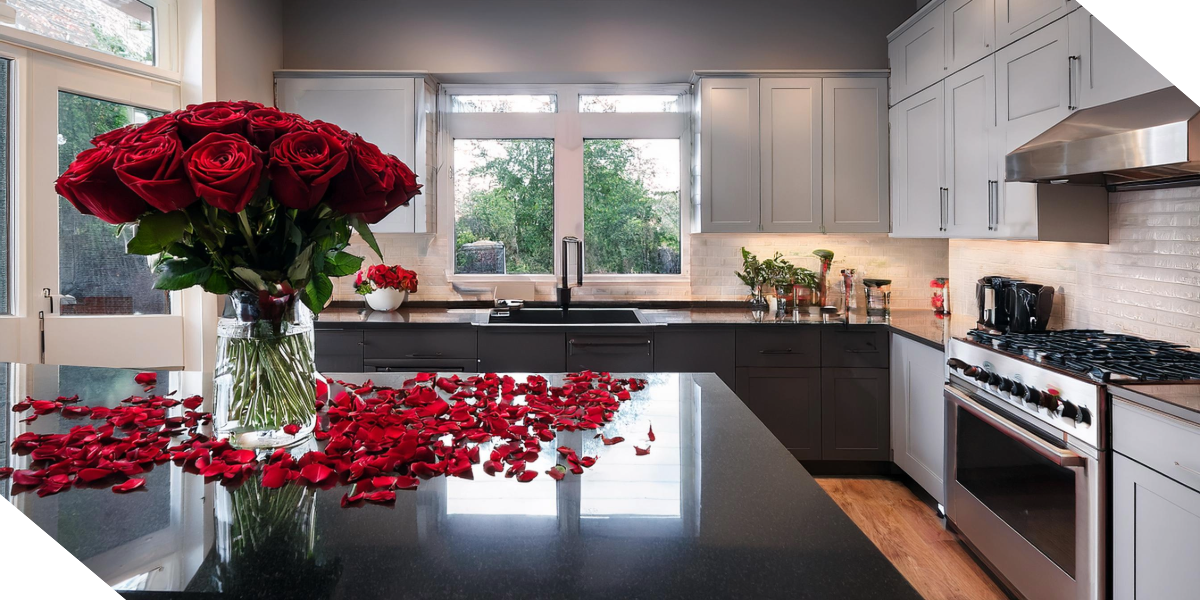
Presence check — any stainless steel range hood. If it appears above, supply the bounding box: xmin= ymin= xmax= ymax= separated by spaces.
xmin=1006 ymin=87 xmax=1200 ymax=190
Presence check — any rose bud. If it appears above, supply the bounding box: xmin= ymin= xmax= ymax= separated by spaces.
xmin=360 ymin=155 xmax=423 ymax=224
xmin=268 ymin=130 xmax=348 ymax=210
xmin=247 ymin=108 xmax=306 ymax=150
xmin=55 ymin=145 xmax=151 ymax=224
xmin=114 ymin=133 xmax=198 ymax=212
xmin=182 ymin=132 xmax=265 ymax=213
xmin=326 ymin=134 xmax=395 ymax=215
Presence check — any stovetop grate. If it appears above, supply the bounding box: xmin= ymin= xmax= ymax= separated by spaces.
xmin=966 ymin=329 xmax=1200 ymax=382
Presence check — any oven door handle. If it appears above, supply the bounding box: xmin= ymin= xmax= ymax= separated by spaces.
xmin=947 ymin=386 xmax=1086 ymax=468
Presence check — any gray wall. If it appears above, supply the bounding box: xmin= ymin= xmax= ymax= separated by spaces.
xmin=216 ymin=0 xmax=283 ymax=104
xmin=282 ymin=0 xmax=915 ymax=82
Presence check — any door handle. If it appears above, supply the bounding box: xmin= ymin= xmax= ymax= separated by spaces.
xmin=947 ymin=385 xmax=1086 ymax=467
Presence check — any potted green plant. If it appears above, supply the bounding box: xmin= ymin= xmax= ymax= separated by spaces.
xmin=735 ymin=248 xmax=769 ymax=311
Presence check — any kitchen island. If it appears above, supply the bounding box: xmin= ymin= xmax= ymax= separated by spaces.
xmin=1 ymin=364 xmax=921 ymax=599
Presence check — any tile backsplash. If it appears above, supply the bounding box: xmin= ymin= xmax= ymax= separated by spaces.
xmin=335 ymin=232 xmax=950 ymax=308
xmin=949 ymin=186 xmax=1200 ymax=348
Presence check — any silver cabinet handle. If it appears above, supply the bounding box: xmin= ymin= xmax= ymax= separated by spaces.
xmin=987 ymin=180 xmax=998 ymax=231
xmin=1068 ymin=55 xmax=1080 ymax=111
xmin=1175 ymin=461 xmax=1200 ymax=479
xmin=939 ymin=187 xmax=948 ymax=232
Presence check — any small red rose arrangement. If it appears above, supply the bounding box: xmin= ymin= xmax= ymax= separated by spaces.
xmin=2 ymin=370 xmax=653 ymax=507
xmin=355 ymin=264 xmax=419 ymax=295
xmin=930 ymin=278 xmax=949 ymax=314
xmin=54 ymin=99 xmax=422 ymax=313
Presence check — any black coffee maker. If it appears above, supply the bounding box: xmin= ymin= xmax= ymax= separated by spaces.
xmin=1006 ymin=282 xmax=1055 ymax=333
xmin=976 ymin=276 xmax=1019 ymax=331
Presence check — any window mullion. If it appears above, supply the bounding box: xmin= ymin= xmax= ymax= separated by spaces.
xmin=554 ymin=87 xmax=583 ymax=279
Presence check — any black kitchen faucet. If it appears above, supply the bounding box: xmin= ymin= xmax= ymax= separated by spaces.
xmin=558 ymin=236 xmax=583 ymax=311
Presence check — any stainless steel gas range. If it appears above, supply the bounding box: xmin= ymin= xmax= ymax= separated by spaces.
xmin=944 ymin=330 xmax=1200 ymax=600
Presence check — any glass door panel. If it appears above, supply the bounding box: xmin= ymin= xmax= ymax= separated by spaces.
xmin=57 ymin=92 xmax=168 ymax=316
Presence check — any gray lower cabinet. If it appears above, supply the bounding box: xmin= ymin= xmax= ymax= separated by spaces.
xmin=478 ymin=329 xmax=565 ymax=373
xmin=735 ymin=367 xmax=822 ymax=460
xmin=654 ymin=328 xmax=735 ymax=388
xmin=565 ymin=332 xmax=653 ymax=373
xmin=314 ymin=330 xmax=364 ymax=372
xmin=1114 ymin=453 xmax=1200 ymax=600
xmin=821 ymin=368 xmax=890 ymax=461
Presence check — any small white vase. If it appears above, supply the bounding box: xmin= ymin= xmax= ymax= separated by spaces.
xmin=364 ymin=288 xmax=407 ymax=311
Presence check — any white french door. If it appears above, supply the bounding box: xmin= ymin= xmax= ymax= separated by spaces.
xmin=11 ymin=47 xmax=185 ymax=368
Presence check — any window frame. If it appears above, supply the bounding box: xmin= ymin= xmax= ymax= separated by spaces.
xmin=441 ymin=83 xmax=691 ymax=284
xmin=0 ymin=0 xmax=179 ymax=83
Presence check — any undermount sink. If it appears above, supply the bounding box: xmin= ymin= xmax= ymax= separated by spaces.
xmin=486 ymin=308 xmax=647 ymax=325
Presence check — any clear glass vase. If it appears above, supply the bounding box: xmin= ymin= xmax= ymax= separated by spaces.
xmin=214 ymin=290 xmax=316 ymax=448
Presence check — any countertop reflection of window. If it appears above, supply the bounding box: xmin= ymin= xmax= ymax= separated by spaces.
xmin=446 ymin=449 xmax=557 ymax=516
xmin=582 ymin=375 xmax=681 ymax=519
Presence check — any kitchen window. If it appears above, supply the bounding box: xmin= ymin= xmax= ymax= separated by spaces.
xmin=5 ymin=0 xmax=157 ymax=65
xmin=444 ymin=84 xmax=691 ymax=280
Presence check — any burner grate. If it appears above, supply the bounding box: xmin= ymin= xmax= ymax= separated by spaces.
xmin=967 ymin=329 xmax=1200 ymax=382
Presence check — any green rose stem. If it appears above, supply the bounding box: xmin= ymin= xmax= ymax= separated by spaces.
xmin=220 ymin=330 xmax=314 ymax=433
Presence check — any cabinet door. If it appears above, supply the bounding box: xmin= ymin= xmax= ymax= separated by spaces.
xmin=275 ymin=76 xmax=421 ymax=233
xmin=890 ymin=335 xmax=946 ymax=504
xmin=822 ymin=78 xmax=889 ymax=233
xmin=995 ymin=0 xmax=1076 ymax=49
xmin=1114 ymin=454 xmax=1200 ymax=600
xmin=944 ymin=55 xmax=997 ymax=238
xmin=995 ymin=16 xmax=1071 ymax=155
xmin=700 ymin=78 xmax=760 ymax=232
xmin=888 ymin=2 xmax=945 ymax=105
xmin=314 ymin=330 xmax=364 ymax=373
xmin=477 ymin=329 xmax=565 ymax=373
xmin=735 ymin=367 xmax=822 ymax=460
xmin=822 ymin=368 xmax=890 ymax=461
xmin=890 ymin=83 xmax=945 ymax=238
xmin=1070 ymin=8 xmax=1170 ymax=110
xmin=654 ymin=329 xmax=735 ymax=389
xmin=945 ymin=0 xmax=996 ymax=74
xmin=760 ymin=78 xmax=822 ymax=233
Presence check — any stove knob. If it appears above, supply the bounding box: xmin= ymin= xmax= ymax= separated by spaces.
xmin=1061 ymin=400 xmax=1080 ymax=422
xmin=987 ymin=372 xmax=1002 ymax=386
xmin=1011 ymin=382 xmax=1028 ymax=398
xmin=998 ymin=378 xmax=1014 ymax=393
xmin=974 ymin=369 xmax=990 ymax=383
xmin=1079 ymin=406 xmax=1093 ymax=426
xmin=1041 ymin=393 xmax=1062 ymax=414
xmin=947 ymin=358 xmax=970 ymax=372
xmin=1025 ymin=388 xmax=1042 ymax=406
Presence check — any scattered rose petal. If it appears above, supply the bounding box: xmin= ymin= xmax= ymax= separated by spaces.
xmin=112 ymin=478 xmax=146 ymax=493
xmin=634 ymin=445 xmax=651 ymax=456
xmin=283 ymin=424 xmax=300 ymax=435
xmin=299 ymin=463 xmax=334 ymax=485
xmin=517 ymin=470 xmax=538 ymax=482
xmin=648 ymin=422 xmax=655 ymax=442
xmin=0 ymin=468 xmax=11 ymax=479
xmin=546 ymin=466 xmax=566 ymax=481
xmin=393 ymin=475 xmax=419 ymax=490
xmin=596 ymin=434 xmax=625 ymax=446
xmin=134 ymin=372 xmax=157 ymax=386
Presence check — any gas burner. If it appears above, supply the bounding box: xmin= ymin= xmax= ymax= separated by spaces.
xmin=966 ymin=329 xmax=1200 ymax=382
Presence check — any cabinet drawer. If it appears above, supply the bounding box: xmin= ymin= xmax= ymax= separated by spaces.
xmin=821 ymin=328 xmax=889 ymax=368
xmin=566 ymin=334 xmax=653 ymax=373
xmin=735 ymin=329 xmax=821 ymax=368
xmin=1114 ymin=398 xmax=1200 ymax=493
xmin=478 ymin=330 xmax=565 ymax=373
xmin=655 ymin=328 xmax=736 ymax=388
xmin=363 ymin=329 xmax=477 ymax=360
xmin=365 ymin=357 xmax=479 ymax=373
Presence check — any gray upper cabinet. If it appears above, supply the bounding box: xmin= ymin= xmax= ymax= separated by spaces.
xmin=995 ymin=16 xmax=1071 ymax=155
xmin=822 ymin=78 xmax=889 ymax=233
xmin=890 ymin=83 xmax=945 ymax=238
xmin=1069 ymin=8 xmax=1170 ymax=110
xmin=944 ymin=55 xmax=1000 ymax=238
xmin=945 ymin=0 xmax=995 ymax=74
xmin=697 ymin=74 xmax=889 ymax=234
xmin=995 ymin=0 xmax=1076 ymax=49
xmin=888 ymin=2 xmax=946 ymax=106
xmin=760 ymin=78 xmax=822 ymax=233
xmin=699 ymin=78 xmax=760 ymax=233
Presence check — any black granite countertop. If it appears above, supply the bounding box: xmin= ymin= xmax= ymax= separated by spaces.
xmin=1 ymin=365 xmax=920 ymax=600
xmin=315 ymin=305 xmax=949 ymax=351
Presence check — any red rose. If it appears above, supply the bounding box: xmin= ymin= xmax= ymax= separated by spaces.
xmin=54 ymin=146 xmax=150 ymax=224
xmin=327 ymin=135 xmax=394 ymax=214
xmin=305 ymin=120 xmax=353 ymax=141
xmin=176 ymin=102 xmax=249 ymax=144
xmin=91 ymin=124 xmax=136 ymax=148
xmin=182 ymin=132 xmax=264 ymax=213
xmin=123 ymin=113 xmax=180 ymax=146
xmin=113 ymin=133 xmax=198 ymax=212
xmin=247 ymin=108 xmax=306 ymax=150
xmin=268 ymin=130 xmax=347 ymax=210
xmin=361 ymin=155 xmax=423 ymax=224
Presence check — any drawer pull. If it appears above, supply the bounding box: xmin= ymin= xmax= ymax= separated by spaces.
xmin=1174 ymin=461 xmax=1200 ymax=478
xmin=406 ymin=353 xmax=444 ymax=358
xmin=759 ymin=348 xmax=794 ymax=355
xmin=568 ymin=339 xmax=651 ymax=348
xmin=843 ymin=348 xmax=877 ymax=353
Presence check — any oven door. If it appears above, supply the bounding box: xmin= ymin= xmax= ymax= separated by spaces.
xmin=945 ymin=383 xmax=1102 ymax=600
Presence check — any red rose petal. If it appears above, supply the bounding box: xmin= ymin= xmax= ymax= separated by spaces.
xmin=12 ymin=470 xmax=43 ymax=487
xmin=134 ymin=372 xmax=157 ymax=386
xmin=546 ymin=466 xmax=566 ymax=481
xmin=112 ymin=478 xmax=146 ymax=493
xmin=517 ymin=470 xmax=538 ymax=482
xmin=596 ymin=434 xmax=624 ymax=446
xmin=283 ymin=424 xmax=300 ymax=435
xmin=634 ymin=445 xmax=651 ymax=456
xmin=77 ymin=468 xmax=115 ymax=483
xmin=181 ymin=396 xmax=203 ymax=410
xmin=482 ymin=460 xmax=503 ymax=477
xmin=393 ymin=475 xmax=419 ymax=490
xmin=365 ymin=490 xmax=396 ymax=504
xmin=299 ymin=463 xmax=334 ymax=485
xmin=648 ymin=422 xmax=655 ymax=442
xmin=261 ymin=465 xmax=290 ymax=489
xmin=0 ymin=467 xmax=11 ymax=479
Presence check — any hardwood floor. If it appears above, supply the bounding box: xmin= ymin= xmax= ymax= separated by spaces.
xmin=816 ymin=477 xmax=1009 ymax=600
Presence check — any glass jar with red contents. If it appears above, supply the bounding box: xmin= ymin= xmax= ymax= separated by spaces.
xmin=930 ymin=278 xmax=949 ymax=314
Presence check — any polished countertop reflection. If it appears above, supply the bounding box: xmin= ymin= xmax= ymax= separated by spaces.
xmin=314 ymin=305 xmax=949 ymax=350
xmin=1 ymin=365 xmax=920 ymax=599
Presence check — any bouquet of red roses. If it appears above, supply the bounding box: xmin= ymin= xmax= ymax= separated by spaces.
xmin=54 ymin=100 xmax=421 ymax=314
xmin=355 ymin=264 xmax=419 ymax=295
